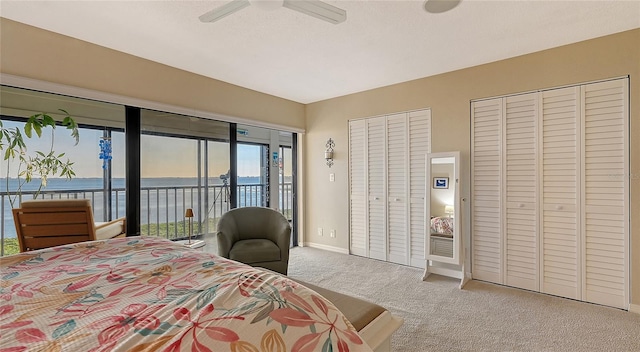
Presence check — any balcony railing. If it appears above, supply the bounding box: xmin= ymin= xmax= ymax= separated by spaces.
xmin=1 ymin=182 xmax=292 ymax=257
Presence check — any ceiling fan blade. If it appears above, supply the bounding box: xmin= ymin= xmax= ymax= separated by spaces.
xmin=199 ymin=0 xmax=251 ymax=23
xmin=282 ymin=0 xmax=346 ymax=24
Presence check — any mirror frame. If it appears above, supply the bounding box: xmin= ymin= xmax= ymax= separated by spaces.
xmin=425 ymin=151 xmax=461 ymax=265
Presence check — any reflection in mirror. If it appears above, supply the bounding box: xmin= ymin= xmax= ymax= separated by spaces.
xmin=425 ymin=151 xmax=461 ymax=267
xmin=429 ymin=157 xmax=455 ymax=258
xmin=424 ymin=151 xmax=468 ymax=287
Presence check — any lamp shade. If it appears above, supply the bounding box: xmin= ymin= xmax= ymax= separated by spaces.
xmin=444 ymin=205 xmax=454 ymax=216
xmin=185 ymin=208 xmax=194 ymax=218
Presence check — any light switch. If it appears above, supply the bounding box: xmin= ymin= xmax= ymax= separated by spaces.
xmin=329 ymin=173 xmax=335 ymax=182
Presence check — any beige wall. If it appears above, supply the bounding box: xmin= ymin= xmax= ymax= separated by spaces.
xmin=305 ymin=29 xmax=640 ymax=305
xmin=0 ymin=18 xmax=305 ymax=130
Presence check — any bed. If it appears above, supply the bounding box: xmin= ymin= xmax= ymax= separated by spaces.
xmin=0 ymin=236 xmax=376 ymax=351
xmin=430 ymin=216 xmax=453 ymax=237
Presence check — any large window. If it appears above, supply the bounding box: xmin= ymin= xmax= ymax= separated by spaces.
xmin=0 ymin=85 xmax=125 ymax=256
xmin=140 ymin=109 xmax=230 ymax=240
xmin=1 ymin=86 xmax=297 ymax=256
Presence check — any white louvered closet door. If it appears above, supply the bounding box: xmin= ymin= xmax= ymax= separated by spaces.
xmin=386 ymin=113 xmax=408 ymax=265
xmin=367 ymin=117 xmax=387 ymax=261
xmin=471 ymin=98 xmax=503 ymax=283
xmin=540 ymin=86 xmax=581 ymax=300
xmin=349 ymin=120 xmax=367 ymax=257
xmin=471 ymin=79 xmax=628 ymax=309
xmin=582 ymin=79 xmax=629 ymax=309
xmin=504 ymin=93 xmax=538 ymax=291
xmin=408 ymin=110 xmax=431 ymax=268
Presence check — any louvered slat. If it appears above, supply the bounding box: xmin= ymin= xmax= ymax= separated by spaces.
xmin=582 ymin=79 xmax=628 ymax=309
xmin=541 ymin=86 xmax=580 ymax=300
xmin=349 ymin=120 xmax=367 ymax=256
xmin=471 ymin=98 xmax=502 ymax=283
xmin=409 ymin=110 xmax=431 ymax=267
xmin=386 ymin=114 xmax=407 ymax=265
xmin=367 ymin=117 xmax=386 ymax=260
xmin=504 ymin=93 xmax=538 ymax=291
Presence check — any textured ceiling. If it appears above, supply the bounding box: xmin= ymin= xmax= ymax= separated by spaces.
xmin=1 ymin=0 xmax=639 ymax=104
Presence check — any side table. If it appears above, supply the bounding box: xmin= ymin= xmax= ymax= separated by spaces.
xmin=174 ymin=239 xmax=206 ymax=250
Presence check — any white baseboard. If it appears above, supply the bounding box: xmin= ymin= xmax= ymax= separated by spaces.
xmin=300 ymin=242 xmax=349 ymax=255
xmin=629 ymin=303 xmax=640 ymax=314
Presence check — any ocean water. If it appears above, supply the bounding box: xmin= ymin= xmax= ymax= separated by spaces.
xmin=1 ymin=176 xmax=290 ymax=239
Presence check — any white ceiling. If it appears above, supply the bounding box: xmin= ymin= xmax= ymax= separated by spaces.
xmin=1 ymin=1 xmax=639 ymax=104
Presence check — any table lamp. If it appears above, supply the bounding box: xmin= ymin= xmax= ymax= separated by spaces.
xmin=185 ymin=208 xmax=194 ymax=244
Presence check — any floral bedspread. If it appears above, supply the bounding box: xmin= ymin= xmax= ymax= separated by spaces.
xmin=430 ymin=216 xmax=454 ymax=236
xmin=0 ymin=236 xmax=371 ymax=352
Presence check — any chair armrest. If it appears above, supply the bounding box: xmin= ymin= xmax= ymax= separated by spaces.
xmin=95 ymin=217 xmax=126 ymax=230
xmin=216 ymin=230 xmax=235 ymax=258
xmin=273 ymin=222 xmax=292 ymax=261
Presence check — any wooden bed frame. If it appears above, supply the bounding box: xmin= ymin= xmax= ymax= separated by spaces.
xmin=359 ymin=310 xmax=404 ymax=352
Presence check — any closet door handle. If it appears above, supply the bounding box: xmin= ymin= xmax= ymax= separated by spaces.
xmin=394 ymin=198 xmax=400 ymax=202
xmin=556 ymin=205 xmax=563 ymax=210
xmin=518 ymin=203 xmax=525 ymax=208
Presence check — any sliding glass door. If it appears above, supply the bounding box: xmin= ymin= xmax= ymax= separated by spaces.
xmin=237 ymin=143 xmax=269 ymax=208
xmin=0 ymin=85 xmax=297 ymax=255
xmin=140 ymin=109 xmax=230 ymax=240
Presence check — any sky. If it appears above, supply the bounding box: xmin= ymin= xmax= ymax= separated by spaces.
xmin=1 ymin=120 xmax=285 ymax=179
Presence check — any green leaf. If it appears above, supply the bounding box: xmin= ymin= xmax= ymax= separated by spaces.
xmin=135 ymin=322 xmax=174 ymax=336
xmin=251 ymin=301 xmax=274 ymax=324
xmin=33 ymin=123 xmax=42 ymax=138
xmin=24 ymin=122 xmax=33 ymax=138
xmin=322 ymin=337 xmax=333 ymax=352
xmin=52 ymin=319 xmax=76 ymax=339
xmin=2 ymin=271 xmax=19 ymax=280
xmin=197 ymin=285 xmax=219 ymax=309
xmin=42 ymin=114 xmax=55 ymax=127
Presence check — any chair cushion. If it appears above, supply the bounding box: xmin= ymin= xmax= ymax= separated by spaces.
xmin=229 ymin=239 xmax=280 ymax=264
xmin=94 ymin=221 xmax=124 ymax=240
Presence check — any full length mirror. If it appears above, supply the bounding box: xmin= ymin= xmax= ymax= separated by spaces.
xmin=425 ymin=151 xmax=461 ymax=266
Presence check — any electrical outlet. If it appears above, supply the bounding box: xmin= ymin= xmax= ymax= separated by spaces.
xmin=330 ymin=229 xmax=336 ymax=238
xmin=318 ymin=228 xmax=323 ymax=236
xmin=329 ymin=173 xmax=335 ymax=182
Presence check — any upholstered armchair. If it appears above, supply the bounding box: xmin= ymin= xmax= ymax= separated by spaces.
xmin=13 ymin=199 xmax=126 ymax=252
xmin=216 ymin=207 xmax=291 ymax=275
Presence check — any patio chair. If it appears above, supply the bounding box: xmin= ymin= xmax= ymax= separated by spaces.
xmin=216 ymin=207 xmax=291 ymax=275
xmin=12 ymin=199 xmax=126 ymax=252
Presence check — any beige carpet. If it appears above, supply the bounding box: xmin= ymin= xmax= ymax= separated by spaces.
xmin=286 ymin=246 xmax=640 ymax=352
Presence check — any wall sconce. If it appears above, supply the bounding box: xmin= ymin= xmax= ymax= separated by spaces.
xmin=185 ymin=208 xmax=194 ymax=244
xmin=325 ymin=138 xmax=335 ymax=168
